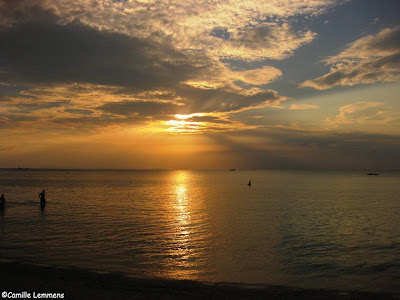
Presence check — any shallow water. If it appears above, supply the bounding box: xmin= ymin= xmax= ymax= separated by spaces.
xmin=0 ymin=169 xmax=399 ymax=293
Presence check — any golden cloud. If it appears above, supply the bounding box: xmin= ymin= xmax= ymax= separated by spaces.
xmin=301 ymin=27 xmax=400 ymax=89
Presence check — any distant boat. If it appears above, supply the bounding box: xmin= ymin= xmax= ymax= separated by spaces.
xmin=229 ymin=168 xmax=236 ymax=171
xmin=367 ymin=169 xmax=379 ymax=175
xmin=17 ymin=161 xmax=30 ymax=171
xmin=367 ymin=172 xmax=379 ymax=175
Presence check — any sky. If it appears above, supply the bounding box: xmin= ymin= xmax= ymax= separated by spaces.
xmin=0 ymin=0 xmax=399 ymax=170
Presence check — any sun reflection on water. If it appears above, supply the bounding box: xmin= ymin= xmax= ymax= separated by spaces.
xmin=175 ymin=184 xmax=191 ymax=238
xmin=167 ymin=171 xmax=195 ymax=278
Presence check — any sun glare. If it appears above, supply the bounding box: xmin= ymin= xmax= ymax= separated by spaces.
xmin=165 ymin=119 xmax=204 ymax=134
xmin=174 ymin=113 xmax=204 ymax=120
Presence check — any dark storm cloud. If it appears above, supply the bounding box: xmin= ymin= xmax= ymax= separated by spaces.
xmin=0 ymin=6 xmax=209 ymax=90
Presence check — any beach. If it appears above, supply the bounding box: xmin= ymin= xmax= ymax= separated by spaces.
xmin=1 ymin=260 xmax=398 ymax=299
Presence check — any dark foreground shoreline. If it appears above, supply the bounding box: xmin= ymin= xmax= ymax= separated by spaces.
xmin=1 ymin=261 xmax=398 ymax=299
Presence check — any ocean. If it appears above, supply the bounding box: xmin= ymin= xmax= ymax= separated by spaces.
xmin=0 ymin=169 xmax=399 ymax=293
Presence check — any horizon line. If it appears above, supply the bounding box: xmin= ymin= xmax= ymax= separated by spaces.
xmin=0 ymin=167 xmax=397 ymax=172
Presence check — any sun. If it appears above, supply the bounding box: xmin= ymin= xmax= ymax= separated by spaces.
xmin=164 ymin=113 xmax=206 ymax=134
xmin=165 ymin=119 xmax=203 ymax=134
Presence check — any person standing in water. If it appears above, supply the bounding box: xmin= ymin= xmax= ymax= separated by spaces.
xmin=39 ymin=190 xmax=46 ymax=205
xmin=0 ymin=194 xmax=5 ymax=210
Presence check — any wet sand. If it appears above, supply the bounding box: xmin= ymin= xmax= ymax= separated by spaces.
xmin=0 ymin=261 xmax=398 ymax=299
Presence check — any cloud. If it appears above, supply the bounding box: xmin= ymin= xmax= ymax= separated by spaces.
xmin=0 ymin=81 xmax=285 ymax=135
xmin=0 ymin=0 xmax=49 ymax=28
xmin=185 ymin=115 xmax=232 ymax=124
xmin=0 ymin=7 xmax=210 ymax=90
xmin=1 ymin=0 xmax=343 ymax=63
xmin=227 ymin=66 xmax=283 ymax=85
xmin=327 ymin=101 xmax=399 ymax=126
xmin=185 ymin=64 xmax=282 ymax=92
xmin=43 ymin=0 xmax=339 ymax=36
xmin=64 ymin=108 xmax=94 ymax=115
xmin=329 ymin=27 xmax=400 ymax=60
xmin=98 ymin=100 xmax=180 ymax=119
xmin=10 ymin=100 xmax=69 ymax=113
xmin=301 ymin=27 xmax=400 ymax=89
xmin=0 ymin=2 xmax=289 ymax=124
xmin=175 ymin=85 xmax=282 ymax=114
xmin=205 ymin=126 xmax=400 ymax=170
xmin=0 ymin=0 xmax=354 ymax=138
xmin=289 ymin=104 xmax=320 ymax=110
xmin=208 ymin=23 xmax=316 ymax=60
xmin=0 ymin=0 xmax=352 ymax=95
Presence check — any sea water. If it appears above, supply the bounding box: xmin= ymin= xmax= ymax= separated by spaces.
xmin=0 ymin=169 xmax=399 ymax=293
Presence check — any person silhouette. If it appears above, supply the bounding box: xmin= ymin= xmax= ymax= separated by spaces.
xmin=0 ymin=193 xmax=5 ymax=210
xmin=39 ymin=190 xmax=46 ymax=205
xmin=248 ymin=180 xmax=251 ymax=187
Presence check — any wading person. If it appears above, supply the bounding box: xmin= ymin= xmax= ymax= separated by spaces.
xmin=39 ymin=190 xmax=46 ymax=206
xmin=0 ymin=193 xmax=5 ymax=210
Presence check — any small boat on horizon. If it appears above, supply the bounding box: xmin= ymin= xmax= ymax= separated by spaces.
xmin=367 ymin=170 xmax=379 ymax=175
xmin=17 ymin=161 xmax=30 ymax=171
